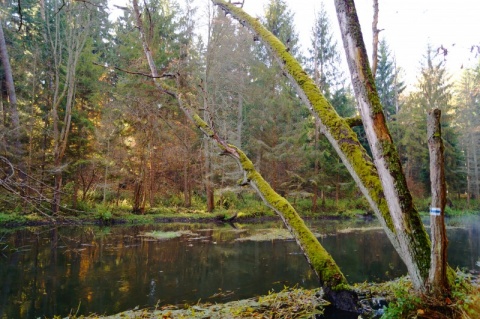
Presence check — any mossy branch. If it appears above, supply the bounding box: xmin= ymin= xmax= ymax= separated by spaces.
xmin=134 ymin=0 xmax=350 ymax=297
xmin=211 ymin=0 xmax=399 ymax=248
xmin=345 ymin=116 xmax=363 ymax=127
xmin=232 ymin=145 xmax=349 ymax=290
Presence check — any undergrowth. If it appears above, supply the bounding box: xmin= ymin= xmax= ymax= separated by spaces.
xmin=376 ymin=272 xmax=480 ymax=319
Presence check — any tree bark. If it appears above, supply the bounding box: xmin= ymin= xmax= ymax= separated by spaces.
xmin=334 ymin=0 xmax=431 ymax=290
xmin=0 ymin=19 xmax=23 ymax=168
xmin=471 ymin=132 xmax=480 ymax=199
xmin=427 ymin=108 xmax=449 ymax=296
xmin=371 ymin=0 xmax=380 ymax=76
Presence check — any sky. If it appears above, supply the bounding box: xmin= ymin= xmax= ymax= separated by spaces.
xmin=109 ymin=0 xmax=480 ymax=88
xmin=240 ymin=0 xmax=480 ymax=88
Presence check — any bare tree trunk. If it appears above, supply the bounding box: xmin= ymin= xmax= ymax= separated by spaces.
xmin=471 ymin=133 xmax=480 ymax=199
xmin=427 ymin=108 xmax=449 ymax=296
xmin=0 ymin=19 xmax=23 ymax=170
xmin=334 ymin=0 xmax=431 ymax=290
xmin=204 ymin=99 xmax=215 ymax=212
xmin=181 ymin=116 xmax=191 ymax=208
xmin=371 ymin=0 xmax=380 ymax=76
xmin=466 ymin=147 xmax=471 ymax=208
xmin=203 ymin=6 xmax=216 ymax=213
xmin=237 ymin=95 xmax=243 ymax=147
xmin=103 ymin=139 xmax=110 ymax=203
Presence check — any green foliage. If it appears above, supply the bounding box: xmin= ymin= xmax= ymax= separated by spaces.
xmin=375 ymin=38 xmax=405 ymax=120
xmin=391 ymin=46 xmax=464 ymax=197
xmin=450 ymin=272 xmax=480 ymax=317
xmin=94 ymin=204 xmax=113 ymax=222
xmin=379 ymin=272 xmax=480 ymax=319
xmin=381 ymin=277 xmax=421 ymax=318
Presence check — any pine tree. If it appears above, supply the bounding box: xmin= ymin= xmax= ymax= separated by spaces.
xmin=375 ymin=39 xmax=405 ymax=120
xmin=302 ymin=3 xmax=356 ymax=211
xmin=394 ymin=47 xmax=464 ymax=196
xmin=455 ymin=63 xmax=480 ymax=203
xmin=242 ymin=0 xmax=306 ymax=193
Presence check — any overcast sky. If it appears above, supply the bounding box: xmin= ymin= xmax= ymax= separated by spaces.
xmin=241 ymin=0 xmax=480 ymax=88
xmin=110 ymin=0 xmax=480 ymax=88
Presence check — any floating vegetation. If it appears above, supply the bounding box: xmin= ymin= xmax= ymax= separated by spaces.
xmin=235 ymin=228 xmax=323 ymax=242
xmin=208 ymin=288 xmax=235 ymax=299
xmin=140 ymin=230 xmax=197 ymax=240
xmin=336 ymin=226 xmax=384 ymax=234
xmin=235 ymin=228 xmax=292 ymax=241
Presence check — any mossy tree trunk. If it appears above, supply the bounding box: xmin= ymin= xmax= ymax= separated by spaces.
xmin=210 ymin=0 xmax=400 ymax=255
xmin=427 ymin=109 xmax=449 ymax=296
xmin=132 ymin=0 xmax=357 ymax=311
xmin=211 ymin=0 xmax=442 ymax=293
xmin=334 ymin=0 xmax=432 ymax=291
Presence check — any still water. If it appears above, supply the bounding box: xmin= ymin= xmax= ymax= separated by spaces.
xmin=0 ymin=215 xmax=479 ymax=318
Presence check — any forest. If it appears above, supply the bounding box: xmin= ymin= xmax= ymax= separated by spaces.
xmin=1 ymin=0 xmax=480 ymax=317
xmin=1 ymin=0 xmax=479 ymax=219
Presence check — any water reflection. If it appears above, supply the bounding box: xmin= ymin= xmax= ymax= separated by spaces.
xmin=0 ymin=215 xmax=479 ymax=318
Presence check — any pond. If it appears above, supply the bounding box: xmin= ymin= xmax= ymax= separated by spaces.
xmin=1 ymin=215 xmax=479 ymax=318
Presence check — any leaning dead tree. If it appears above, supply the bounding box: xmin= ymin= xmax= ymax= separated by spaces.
xmin=131 ymin=0 xmax=357 ymax=311
xmin=334 ymin=0 xmax=435 ymax=290
xmin=211 ymin=0 xmax=452 ymax=293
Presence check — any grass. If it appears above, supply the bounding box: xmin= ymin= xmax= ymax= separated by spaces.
xmin=1 ymin=192 xmax=479 ymax=231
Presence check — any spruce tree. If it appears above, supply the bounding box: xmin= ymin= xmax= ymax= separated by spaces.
xmin=375 ymin=39 xmax=405 ymax=121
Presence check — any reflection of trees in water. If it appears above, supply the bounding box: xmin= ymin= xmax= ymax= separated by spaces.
xmin=320 ymin=230 xmax=406 ymax=283
xmin=447 ymin=222 xmax=480 ymax=270
xmin=1 ymin=219 xmax=480 ymax=318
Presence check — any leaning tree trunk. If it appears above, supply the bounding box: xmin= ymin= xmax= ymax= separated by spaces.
xmin=427 ymin=109 xmax=449 ymax=296
xmin=131 ymin=0 xmax=357 ymax=311
xmin=211 ymin=0 xmax=431 ymax=290
xmin=334 ymin=0 xmax=433 ymax=290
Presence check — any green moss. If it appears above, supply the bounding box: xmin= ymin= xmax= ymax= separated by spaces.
xmin=215 ymin=0 xmax=437 ymax=287
xmin=230 ymin=145 xmax=348 ymax=289
xmin=214 ymin=1 xmax=396 ymax=235
xmin=377 ymin=140 xmax=432 ymax=279
xmin=191 ymin=113 xmax=215 ymax=137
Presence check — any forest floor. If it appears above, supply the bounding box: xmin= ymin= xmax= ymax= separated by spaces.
xmin=67 ymin=276 xmax=480 ymax=319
